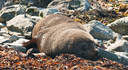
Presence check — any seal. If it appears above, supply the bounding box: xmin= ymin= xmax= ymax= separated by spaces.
xmin=14 ymin=14 xmax=101 ymax=59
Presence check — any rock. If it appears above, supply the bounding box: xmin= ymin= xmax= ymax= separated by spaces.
xmin=4 ymin=0 xmax=13 ymax=6
xmin=54 ymin=12 xmax=66 ymax=16
xmin=39 ymin=8 xmax=58 ymax=17
xmin=27 ymin=0 xmax=53 ymax=8
xmin=47 ymin=0 xmax=92 ymax=11
xmin=99 ymin=48 xmax=128 ymax=65
xmin=25 ymin=6 xmax=40 ymax=16
xmin=10 ymin=46 xmax=27 ymax=53
xmin=0 ymin=23 xmax=6 ymax=28
xmin=0 ymin=0 xmax=4 ymax=9
xmin=0 ymin=4 xmax=26 ymax=22
xmin=0 ymin=0 xmax=13 ymax=9
xmin=94 ymin=39 xmax=105 ymax=48
xmin=6 ymin=14 xmax=35 ymax=38
xmin=11 ymin=38 xmax=29 ymax=44
xmin=0 ymin=31 xmax=8 ymax=36
xmin=9 ymin=35 xmax=19 ymax=42
xmin=114 ymin=52 xmax=128 ymax=65
xmin=106 ymin=39 xmax=128 ymax=53
xmin=30 ymin=16 xmax=42 ymax=22
xmin=122 ymin=35 xmax=128 ymax=40
xmin=0 ymin=36 xmax=4 ymax=40
xmin=0 ymin=27 xmax=8 ymax=36
xmin=107 ymin=17 xmax=128 ymax=35
xmin=115 ymin=52 xmax=128 ymax=59
xmin=89 ymin=0 xmax=102 ymax=9
xmin=84 ymin=20 xmax=115 ymax=40
xmin=8 ymin=38 xmax=29 ymax=53
xmin=0 ymin=38 xmax=10 ymax=44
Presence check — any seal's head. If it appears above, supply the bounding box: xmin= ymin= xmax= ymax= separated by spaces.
xmin=66 ymin=29 xmax=99 ymax=59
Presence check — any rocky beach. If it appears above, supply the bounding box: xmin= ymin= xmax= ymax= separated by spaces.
xmin=0 ymin=0 xmax=128 ymax=69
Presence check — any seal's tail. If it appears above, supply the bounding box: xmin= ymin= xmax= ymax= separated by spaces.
xmin=9 ymin=38 xmax=37 ymax=50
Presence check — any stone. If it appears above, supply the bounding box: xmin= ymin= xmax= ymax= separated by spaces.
xmin=47 ymin=0 xmax=92 ymax=11
xmin=0 ymin=4 xmax=27 ymax=22
xmin=0 ymin=0 xmax=13 ymax=9
xmin=25 ymin=6 xmax=40 ymax=16
xmin=8 ymin=38 xmax=30 ymax=53
xmin=0 ymin=36 xmax=4 ymax=40
xmin=89 ymin=0 xmax=102 ymax=9
xmin=106 ymin=39 xmax=128 ymax=53
xmin=9 ymin=35 xmax=19 ymax=42
xmin=99 ymin=48 xmax=128 ymax=65
xmin=107 ymin=17 xmax=128 ymax=35
xmin=0 ymin=31 xmax=7 ymax=36
xmin=30 ymin=16 xmax=42 ymax=23
xmin=84 ymin=20 xmax=115 ymax=40
xmin=10 ymin=46 xmax=27 ymax=53
xmin=6 ymin=14 xmax=35 ymax=37
xmin=122 ymin=35 xmax=128 ymax=40
xmin=39 ymin=8 xmax=58 ymax=17
xmin=27 ymin=0 xmax=53 ymax=8
xmin=0 ymin=23 xmax=6 ymax=28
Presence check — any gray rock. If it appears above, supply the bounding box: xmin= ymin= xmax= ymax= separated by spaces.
xmin=47 ymin=0 xmax=92 ymax=11
xmin=11 ymin=38 xmax=29 ymax=44
xmin=9 ymin=35 xmax=19 ymax=42
xmin=30 ymin=16 xmax=42 ymax=22
xmin=0 ymin=27 xmax=8 ymax=36
xmin=10 ymin=46 xmax=27 ymax=53
xmin=99 ymin=48 xmax=128 ymax=65
xmin=89 ymin=0 xmax=102 ymax=9
xmin=106 ymin=39 xmax=128 ymax=53
xmin=39 ymin=8 xmax=58 ymax=17
xmin=8 ymin=38 xmax=29 ymax=52
xmin=0 ymin=0 xmax=13 ymax=9
xmin=6 ymin=14 xmax=35 ymax=37
xmin=0 ymin=36 xmax=4 ymax=40
xmin=122 ymin=35 xmax=128 ymax=40
xmin=25 ymin=6 xmax=40 ymax=16
xmin=54 ymin=12 xmax=66 ymax=16
xmin=0 ymin=23 xmax=6 ymax=28
xmin=107 ymin=17 xmax=128 ymax=35
xmin=27 ymin=0 xmax=53 ymax=8
xmin=0 ymin=4 xmax=26 ymax=22
xmin=84 ymin=20 xmax=115 ymax=40
xmin=0 ymin=31 xmax=7 ymax=36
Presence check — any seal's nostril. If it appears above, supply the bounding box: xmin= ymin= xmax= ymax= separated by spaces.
xmin=95 ymin=51 xmax=99 ymax=55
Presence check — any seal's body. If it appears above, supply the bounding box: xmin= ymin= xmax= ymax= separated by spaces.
xmin=23 ymin=14 xmax=99 ymax=59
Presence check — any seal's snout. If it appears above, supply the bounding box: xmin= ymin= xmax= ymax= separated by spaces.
xmin=95 ymin=51 xmax=99 ymax=55
xmin=94 ymin=49 xmax=99 ymax=55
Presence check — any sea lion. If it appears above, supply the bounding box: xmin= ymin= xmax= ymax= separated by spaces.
xmin=13 ymin=14 xmax=100 ymax=59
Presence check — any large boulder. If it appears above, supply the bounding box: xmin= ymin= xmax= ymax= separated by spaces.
xmin=84 ymin=20 xmax=115 ymax=40
xmin=107 ymin=17 xmax=128 ymax=35
xmin=0 ymin=5 xmax=27 ymax=22
xmin=6 ymin=14 xmax=35 ymax=38
xmin=47 ymin=0 xmax=92 ymax=11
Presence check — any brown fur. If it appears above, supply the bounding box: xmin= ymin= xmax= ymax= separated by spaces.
xmin=25 ymin=14 xmax=99 ymax=59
